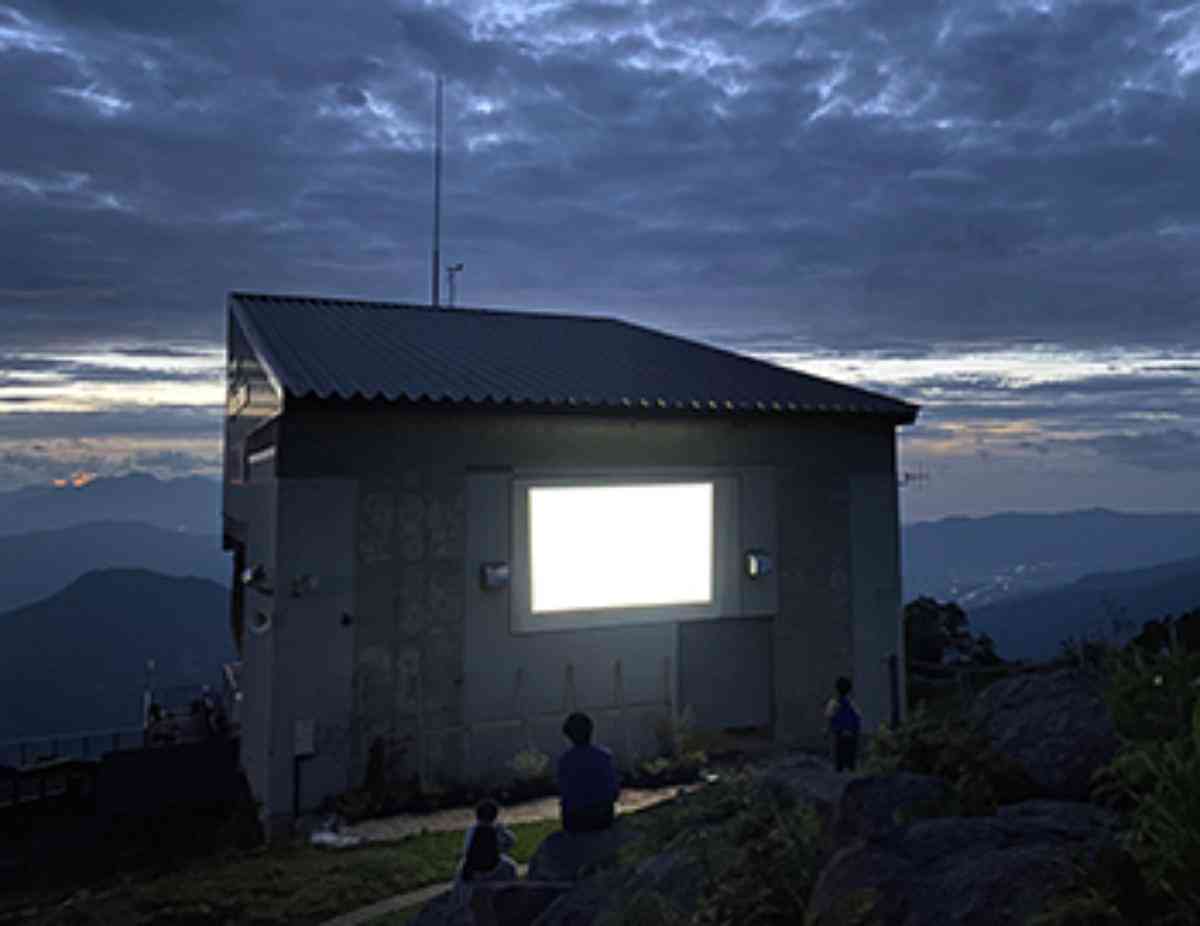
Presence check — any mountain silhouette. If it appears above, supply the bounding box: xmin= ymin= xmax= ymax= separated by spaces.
xmin=903 ymin=508 xmax=1200 ymax=607
xmin=968 ymin=554 xmax=1200 ymax=662
xmin=0 ymin=568 xmax=233 ymax=741
xmin=0 ymin=472 xmax=220 ymax=536
xmin=0 ymin=521 xmax=227 ymax=612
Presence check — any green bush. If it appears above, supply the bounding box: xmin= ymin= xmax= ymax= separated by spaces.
xmin=1038 ymin=639 xmax=1200 ymax=925
xmin=507 ymin=747 xmax=551 ymax=782
xmin=1098 ymin=645 xmax=1200 ymax=744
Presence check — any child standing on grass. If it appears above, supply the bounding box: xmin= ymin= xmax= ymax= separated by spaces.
xmin=825 ymin=676 xmax=862 ymax=772
xmin=452 ymin=799 xmax=518 ymax=912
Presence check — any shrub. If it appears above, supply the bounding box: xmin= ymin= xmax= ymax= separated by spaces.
xmin=507 ymin=747 xmax=551 ymax=782
xmin=1039 ymin=638 xmax=1200 ymax=925
xmin=1089 ymin=702 xmax=1200 ymax=922
xmin=654 ymin=705 xmax=698 ymax=758
xmin=1098 ymin=644 xmax=1200 ymax=744
xmin=631 ymin=751 xmax=706 ymax=788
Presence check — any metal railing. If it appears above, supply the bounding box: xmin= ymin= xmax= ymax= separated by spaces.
xmin=0 ymin=726 xmax=147 ymax=769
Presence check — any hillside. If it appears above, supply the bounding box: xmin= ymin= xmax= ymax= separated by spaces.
xmin=903 ymin=508 xmax=1200 ymax=608
xmin=0 ymin=569 xmax=233 ymax=741
xmin=0 ymin=472 xmax=220 ymax=536
xmin=968 ymin=554 xmax=1200 ymax=661
xmin=0 ymin=521 xmax=226 ymax=612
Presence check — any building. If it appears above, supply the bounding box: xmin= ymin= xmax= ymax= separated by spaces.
xmin=222 ymin=291 xmax=919 ymax=833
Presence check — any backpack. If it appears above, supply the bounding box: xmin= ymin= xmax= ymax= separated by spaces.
xmin=463 ymin=824 xmax=500 ymax=880
xmin=830 ymin=696 xmax=861 ymax=736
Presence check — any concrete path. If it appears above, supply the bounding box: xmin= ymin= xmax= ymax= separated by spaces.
xmin=341 ymin=785 xmax=694 ymax=843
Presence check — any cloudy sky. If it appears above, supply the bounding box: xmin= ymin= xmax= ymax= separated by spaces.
xmin=1 ymin=0 xmax=1198 ymax=521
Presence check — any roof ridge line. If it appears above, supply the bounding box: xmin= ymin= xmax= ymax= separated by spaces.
xmin=228 ymin=291 xmax=621 ymax=326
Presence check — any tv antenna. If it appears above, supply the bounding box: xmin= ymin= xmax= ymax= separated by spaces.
xmin=446 ymin=263 xmax=464 ymax=307
xmin=430 ymin=73 xmax=443 ymax=308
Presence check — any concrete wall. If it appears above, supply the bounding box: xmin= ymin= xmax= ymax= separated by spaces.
xmin=263 ymin=404 xmax=904 ymax=798
xmin=222 ymin=312 xmax=286 ymax=828
xmin=228 ymin=479 xmax=277 ymax=823
xmin=269 ymin=480 xmax=357 ymax=821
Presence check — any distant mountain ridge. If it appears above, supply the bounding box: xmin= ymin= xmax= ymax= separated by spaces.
xmin=902 ymin=508 xmax=1200 ymax=608
xmin=0 ymin=521 xmax=227 ymax=612
xmin=0 ymin=472 xmax=221 ymax=536
xmin=968 ymin=554 xmax=1200 ymax=662
xmin=0 ymin=568 xmax=233 ymax=741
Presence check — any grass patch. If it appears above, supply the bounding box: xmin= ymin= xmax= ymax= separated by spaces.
xmin=0 ymin=818 xmax=559 ymax=926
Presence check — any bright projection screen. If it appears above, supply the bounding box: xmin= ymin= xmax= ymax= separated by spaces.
xmin=528 ymin=482 xmax=714 ymax=613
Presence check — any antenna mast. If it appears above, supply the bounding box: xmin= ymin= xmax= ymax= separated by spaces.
xmin=431 ymin=73 xmax=443 ymax=308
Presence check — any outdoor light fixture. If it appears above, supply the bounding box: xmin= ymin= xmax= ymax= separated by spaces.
xmin=249 ymin=610 xmax=272 ymax=635
xmin=480 ymin=562 xmax=510 ymax=589
xmin=241 ymin=564 xmax=274 ymax=595
xmin=745 ymin=550 xmax=773 ymax=578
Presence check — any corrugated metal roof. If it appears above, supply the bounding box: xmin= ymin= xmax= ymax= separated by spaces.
xmin=229 ymin=292 xmax=919 ymax=422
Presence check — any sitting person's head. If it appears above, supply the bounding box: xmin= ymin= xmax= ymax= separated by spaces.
xmin=835 ymin=676 xmax=852 ymax=697
xmin=475 ymin=798 xmax=499 ymax=824
xmin=562 ymin=711 xmax=593 ymax=747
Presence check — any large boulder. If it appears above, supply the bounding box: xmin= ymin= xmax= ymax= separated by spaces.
xmin=831 ymin=773 xmax=954 ymax=846
xmin=526 ymin=824 xmax=638 ymax=882
xmin=412 ymin=883 xmax=574 ymax=926
xmin=969 ymin=668 xmax=1119 ymax=801
xmin=750 ymin=752 xmax=848 ymax=827
xmin=531 ymin=848 xmax=707 ymax=926
xmin=806 ymin=799 xmax=1124 ymax=926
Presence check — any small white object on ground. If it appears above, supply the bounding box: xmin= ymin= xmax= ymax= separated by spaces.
xmin=310 ymin=830 xmax=364 ymax=849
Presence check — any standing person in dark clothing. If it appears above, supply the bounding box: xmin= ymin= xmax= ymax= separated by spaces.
xmin=825 ymin=676 xmax=862 ymax=772
xmin=557 ymin=712 xmax=619 ymax=833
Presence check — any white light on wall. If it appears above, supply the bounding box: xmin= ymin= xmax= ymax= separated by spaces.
xmin=529 ymin=482 xmax=713 ymax=613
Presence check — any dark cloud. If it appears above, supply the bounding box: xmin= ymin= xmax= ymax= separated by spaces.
xmin=0 ymin=407 xmax=221 ymax=440
xmin=0 ymin=356 xmax=218 ymax=384
xmin=1 ymin=0 xmax=1196 ymax=352
xmin=1 ymin=0 xmax=1198 ymax=513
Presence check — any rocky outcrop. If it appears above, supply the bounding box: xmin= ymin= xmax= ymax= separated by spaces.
xmin=831 ymin=773 xmax=953 ymax=846
xmin=526 ymin=823 xmax=638 ymax=882
xmin=807 ymin=798 xmax=1125 ymax=926
xmin=412 ymin=883 xmax=574 ymax=926
xmin=751 ymin=752 xmax=848 ymax=829
xmin=531 ymin=848 xmax=707 ymax=926
xmin=412 ymin=734 xmax=1136 ymax=926
xmin=969 ymin=668 xmax=1120 ymax=801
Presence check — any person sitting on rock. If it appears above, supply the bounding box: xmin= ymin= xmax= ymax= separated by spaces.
xmin=452 ymin=799 xmax=518 ymax=909
xmin=825 ymin=676 xmax=862 ymax=772
xmin=557 ymin=712 xmax=619 ymax=833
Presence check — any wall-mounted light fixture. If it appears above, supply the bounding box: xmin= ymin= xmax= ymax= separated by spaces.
xmin=249 ymin=610 xmax=272 ymax=635
xmin=745 ymin=550 xmax=773 ymax=579
xmin=480 ymin=562 xmax=510 ymax=589
xmin=241 ymin=564 xmax=274 ymax=594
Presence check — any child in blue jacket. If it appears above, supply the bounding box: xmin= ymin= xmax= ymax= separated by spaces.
xmin=825 ymin=676 xmax=862 ymax=772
